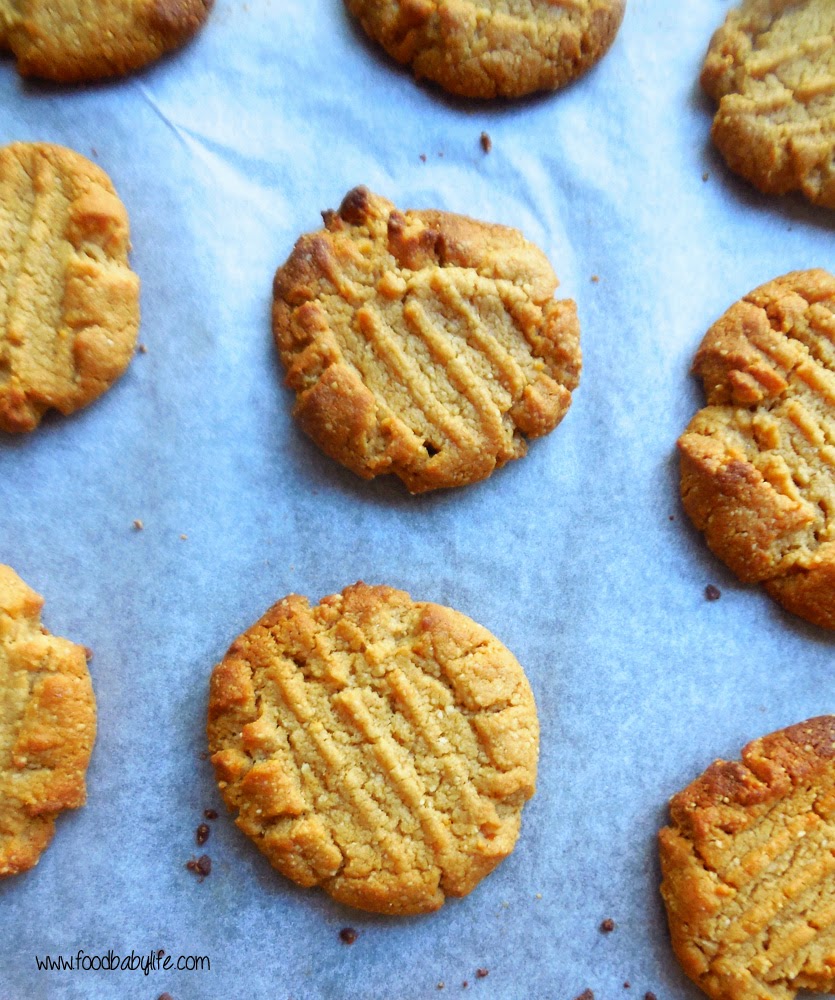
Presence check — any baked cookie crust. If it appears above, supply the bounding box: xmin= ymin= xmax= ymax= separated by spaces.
xmin=660 ymin=717 xmax=835 ymax=1000
xmin=0 ymin=565 xmax=96 ymax=878
xmin=679 ymin=269 xmax=835 ymax=630
xmin=344 ymin=0 xmax=626 ymax=99
xmin=273 ymin=186 xmax=581 ymax=493
xmin=702 ymin=0 xmax=835 ymax=209
xmin=0 ymin=0 xmax=212 ymax=83
xmin=208 ymin=582 xmax=539 ymax=915
xmin=0 ymin=142 xmax=140 ymax=434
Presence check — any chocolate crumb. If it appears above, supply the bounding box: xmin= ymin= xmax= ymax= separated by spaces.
xmin=702 ymin=171 xmax=709 ymax=182
xmin=83 ymin=647 xmax=94 ymax=662
xmin=204 ymin=808 xmax=218 ymax=820
xmin=157 ymin=949 xmax=165 ymax=958
xmin=158 ymin=994 xmax=174 ymax=1000
xmin=600 ymin=918 xmax=615 ymax=933
xmin=132 ymin=519 xmax=144 ymax=531
xmin=196 ymin=823 xmax=210 ymax=846
xmin=476 ymin=969 xmax=489 ymax=979
xmin=437 ymin=984 xmax=444 ymax=991
xmin=591 ymin=275 xmax=600 ymax=284
xmin=645 ymin=993 xmax=657 ymax=1000
xmin=575 ymin=992 xmax=594 ymax=1000
xmin=138 ymin=344 xmax=148 ymax=354
xmin=480 ymin=131 xmax=492 ymax=153
xmin=420 ymin=153 xmax=427 ymax=162
xmin=624 ymin=984 xmax=630 ymax=990
xmin=705 ymin=584 xmax=721 ymax=601
xmin=668 ymin=515 xmax=675 ymax=521
xmin=462 ymin=983 xmax=468 ymax=989
xmin=185 ymin=855 xmax=211 ymax=880
xmin=339 ymin=927 xmax=358 ymax=945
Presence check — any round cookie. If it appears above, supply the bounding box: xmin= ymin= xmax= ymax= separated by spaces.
xmin=207 ymin=582 xmax=539 ymax=916
xmin=273 ymin=186 xmax=581 ymax=493
xmin=678 ymin=269 xmax=835 ymax=630
xmin=0 ymin=143 xmax=140 ymax=434
xmin=660 ymin=716 xmax=835 ymax=1000
xmin=344 ymin=0 xmax=626 ymax=99
xmin=0 ymin=565 xmax=96 ymax=877
xmin=701 ymin=0 xmax=835 ymax=209
xmin=0 ymin=0 xmax=212 ymax=83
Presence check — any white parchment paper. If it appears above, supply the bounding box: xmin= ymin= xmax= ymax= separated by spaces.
xmin=1 ymin=1 xmax=834 ymax=998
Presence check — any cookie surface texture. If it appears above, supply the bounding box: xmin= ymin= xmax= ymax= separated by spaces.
xmin=208 ymin=582 xmax=539 ymax=915
xmin=273 ymin=186 xmax=581 ymax=493
xmin=0 ymin=142 xmax=140 ymax=434
xmin=0 ymin=565 xmax=96 ymax=877
xmin=701 ymin=0 xmax=835 ymax=209
xmin=344 ymin=0 xmax=625 ymax=99
xmin=0 ymin=0 xmax=212 ymax=82
xmin=678 ymin=269 xmax=835 ymax=629
xmin=660 ymin=716 xmax=835 ymax=1000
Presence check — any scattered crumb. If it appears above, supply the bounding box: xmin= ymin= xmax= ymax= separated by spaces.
xmin=438 ymin=151 xmax=444 ymax=158
xmin=702 ymin=171 xmax=709 ymax=182
xmin=132 ymin=519 xmax=144 ymax=531
xmin=668 ymin=515 xmax=675 ymax=521
xmin=645 ymin=993 xmax=657 ymax=1000
xmin=501 ymin=901 xmax=509 ymax=908
xmin=600 ymin=918 xmax=615 ymax=933
xmin=462 ymin=983 xmax=468 ymax=990
xmin=624 ymin=984 xmax=631 ymax=990
xmin=204 ymin=809 xmax=218 ymax=820
xmin=90 ymin=147 xmax=98 ymax=157
xmin=158 ymin=994 xmax=174 ymax=1000
xmin=420 ymin=153 xmax=427 ymax=162
xmin=185 ymin=855 xmax=211 ymax=881
xmin=475 ymin=969 xmax=489 ymax=979
xmin=180 ymin=534 xmax=188 ymax=541
xmin=590 ymin=275 xmax=600 ymax=284
xmin=480 ymin=131 xmax=492 ymax=153
xmin=339 ymin=928 xmax=358 ymax=945
xmin=83 ymin=646 xmax=94 ymax=662
xmin=705 ymin=584 xmax=721 ymax=601
xmin=437 ymin=984 xmax=444 ymax=991
xmin=138 ymin=343 xmax=148 ymax=354
xmin=196 ymin=824 xmax=210 ymax=846
xmin=535 ymin=893 xmax=542 ymax=900
xmin=575 ymin=991 xmax=594 ymax=1000
xmin=157 ymin=949 xmax=165 ymax=958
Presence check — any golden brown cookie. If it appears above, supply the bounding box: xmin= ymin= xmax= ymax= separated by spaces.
xmin=678 ymin=269 xmax=835 ymax=630
xmin=273 ymin=187 xmax=581 ymax=493
xmin=344 ymin=0 xmax=626 ymax=99
xmin=0 ymin=0 xmax=212 ymax=83
xmin=0 ymin=565 xmax=96 ymax=878
xmin=660 ymin=716 xmax=835 ymax=1000
xmin=0 ymin=142 xmax=140 ymax=434
xmin=701 ymin=0 xmax=835 ymax=209
xmin=208 ymin=582 xmax=539 ymax=915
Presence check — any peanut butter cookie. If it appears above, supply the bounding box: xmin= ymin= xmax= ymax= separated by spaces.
xmin=702 ymin=0 xmax=835 ymax=209
xmin=0 ymin=143 xmax=140 ymax=434
xmin=344 ymin=0 xmax=625 ymax=99
xmin=660 ymin=716 xmax=835 ymax=1000
xmin=208 ymin=582 xmax=539 ymax=916
xmin=679 ymin=270 xmax=835 ymax=630
xmin=0 ymin=0 xmax=212 ymax=82
xmin=273 ymin=187 xmax=581 ymax=493
xmin=0 ymin=565 xmax=96 ymax=878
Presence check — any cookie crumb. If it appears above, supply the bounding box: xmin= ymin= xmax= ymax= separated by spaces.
xmin=180 ymin=534 xmax=188 ymax=541
xmin=132 ymin=519 xmax=144 ymax=531
xmin=535 ymin=893 xmax=542 ymax=899
xmin=420 ymin=153 xmax=427 ymax=162
xmin=158 ymin=994 xmax=174 ymax=1000
xmin=702 ymin=172 xmax=709 ymax=182
xmin=339 ymin=927 xmax=358 ymax=945
xmin=574 ymin=991 xmax=594 ymax=1000
xmin=185 ymin=855 xmax=211 ymax=880
xmin=462 ymin=983 xmax=468 ymax=989
xmin=600 ymin=918 xmax=615 ymax=933
xmin=437 ymin=984 xmax=444 ymax=991
xmin=204 ymin=808 xmax=218 ymax=820
xmin=668 ymin=515 xmax=675 ymax=521
xmin=138 ymin=343 xmax=148 ymax=354
xmin=480 ymin=131 xmax=492 ymax=153
xmin=705 ymin=584 xmax=721 ymax=601
xmin=591 ymin=275 xmax=600 ymax=284
xmin=624 ymin=984 xmax=631 ymax=990
xmin=645 ymin=993 xmax=657 ymax=1000
xmin=475 ymin=969 xmax=489 ymax=979
xmin=83 ymin=646 xmax=94 ymax=661
xmin=196 ymin=823 xmax=210 ymax=846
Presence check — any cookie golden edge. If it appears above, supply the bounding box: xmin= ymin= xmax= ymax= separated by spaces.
xmin=272 ymin=186 xmax=581 ymax=494
xmin=0 ymin=565 xmax=96 ymax=877
xmin=0 ymin=142 xmax=141 ymax=434
xmin=344 ymin=0 xmax=626 ymax=99
xmin=700 ymin=1 xmax=835 ymax=209
xmin=0 ymin=0 xmax=213 ymax=83
xmin=659 ymin=716 xmax=835 ymax=1000
xmin=678 ymin=269 xmax=835 ymax=630
xmin=207 ymin=582 xmax=539 ymax=915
